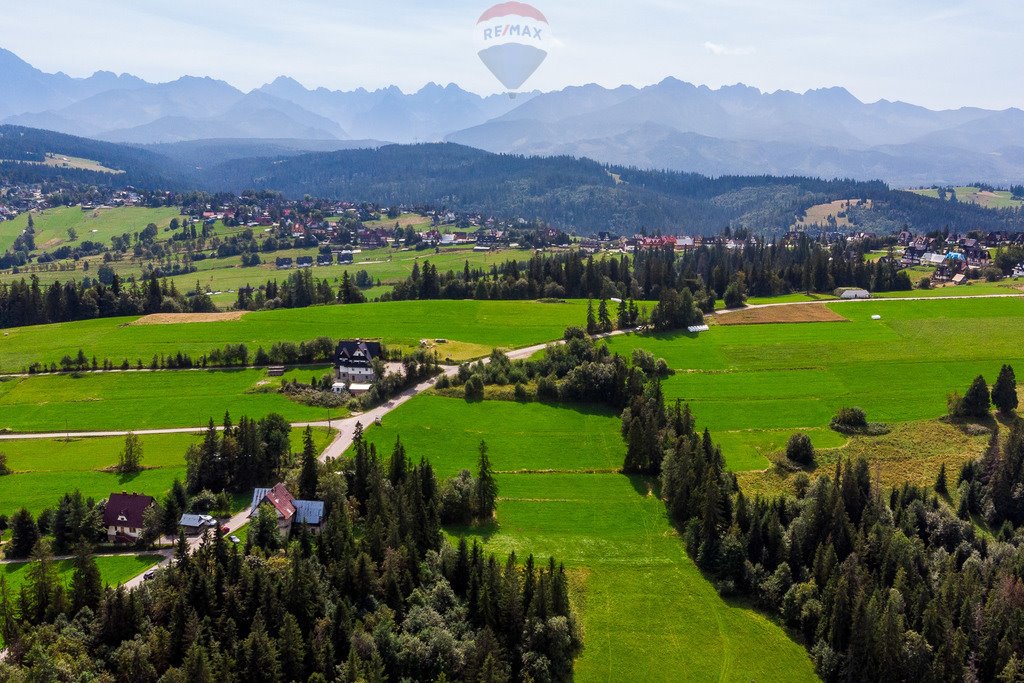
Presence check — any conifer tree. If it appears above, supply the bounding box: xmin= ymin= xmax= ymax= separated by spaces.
xmin=586 ymin=299 xmax=597 ymax=335
xmin=993 ymin=364 xmax=1018 ymax=414
xmin=957 ymin=375 xmax=991 ymax=419
xmin=298 ymin=426 xmax=319 ymax=500
xmin=935 ymin=462 xmax=948 ymax=496
xmin=475 ymin=441 xmax=498 ymax=521
xmin=69 ymin=545 xmax=102 ymax=614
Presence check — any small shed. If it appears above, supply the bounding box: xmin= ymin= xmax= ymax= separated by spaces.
xmin=348 ymin=383 xmax=373 ymax=396
xmin=267 ymin=366 xmax=285 ymax=377
xmin=179 ymin=513 xmax=217 ymax=536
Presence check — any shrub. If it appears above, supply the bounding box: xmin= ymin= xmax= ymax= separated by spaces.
xmin=830 ymin=407 xmax=868 ymax=432
xmin=0 ymin=452 xmax=10 ymax=476
xmin=514 ymin=383 xmax=529 ymax=402
xmin=464 ymin=375 xmax=484 ymax=401
xmin=786 ymin=433 xmax=815 ymax=466
xmin=918 ymin=277 xmax=931 ymax=290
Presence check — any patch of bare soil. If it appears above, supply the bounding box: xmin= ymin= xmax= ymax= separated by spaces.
xmin=131 ymin=311 xmax=248 ymax=325
xmin=717 ymin=304 xmax=848 ymax=326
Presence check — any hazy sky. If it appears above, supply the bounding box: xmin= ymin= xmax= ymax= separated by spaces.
xmin=3 ymin=0 xmax=1021 ymax=110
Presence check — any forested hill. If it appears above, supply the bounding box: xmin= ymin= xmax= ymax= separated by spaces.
xmin=4 ymin=126 xmax=1024 ymax=235
xmin=0 ymin=125 xmax=182 ymax=189
xmin=203 ymin=143 xmax=1024 ymax=234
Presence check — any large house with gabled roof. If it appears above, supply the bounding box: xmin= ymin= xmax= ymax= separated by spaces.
xmin=249 ymin=483 xmax=324 ymax=538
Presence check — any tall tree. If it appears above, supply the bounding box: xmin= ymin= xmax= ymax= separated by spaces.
xmin=992 ymin=364 xmax=1018 ymax=415
xmin=8 ymin=507 xmax=39 ymax=559
xmin=475 ymin=441 xmax=499 ymax=521
xmin=117 ymin=432 xmax=144 ymax=474
xmin=298 ymin=426 xmax=319 ymax=500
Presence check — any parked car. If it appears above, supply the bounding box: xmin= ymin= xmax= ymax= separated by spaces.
xmin=229 ymin=535 xmax=241 ymax=544
xmin=221 ymin=525 xmax=230 ymax=534
xmin=143 ymin=569 xmax=157 ymax=581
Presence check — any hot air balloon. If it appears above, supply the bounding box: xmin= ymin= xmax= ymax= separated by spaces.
xmin=475 ymin=2 xmax=549 ymax=92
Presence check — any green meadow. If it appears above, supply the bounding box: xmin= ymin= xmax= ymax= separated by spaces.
xmin=357 ymin=396 xmax=815 ymax=682
xmin=0 ymin=299 xmax=590 ymax=371
xmin=0 ymin=205 xmax=180 ymax=254
xmin=0 ymin=428 xmax=334 ymax=516
xmin=0 ymin=367 xmax=342 ymax=432
xmin=166 ymin=245 xmax=531 ymax=304
xmin=605 ymin=297 xmax=1024 ymax=470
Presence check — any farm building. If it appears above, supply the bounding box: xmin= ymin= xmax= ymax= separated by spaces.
xmin=103 ymin=492 xmax=155 ymax=544
xmin=297 ymin=256 xmax=314 ymax=268
xmin=178 ymin=513 xmax=217 ymax=536
xmin=837 ymin=288 xmax=871 ymax=300
xmin=276 ymin=257 xmax=293 ymax=269
xmin=336 ymin=339 xmax=382 ymax=384
xmin=249 ymin=483 xmax=325 ymax=538
xmin=1013 ymin=263 xmax=1024 ymax=278
xmin=316 ymin=254 xmax=333 ymax=266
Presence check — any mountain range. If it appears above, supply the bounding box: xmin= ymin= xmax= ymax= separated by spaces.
xmin=3 ymin=47 xmax=1024 ymax=185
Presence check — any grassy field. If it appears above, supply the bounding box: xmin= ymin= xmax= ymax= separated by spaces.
xmin=0 ymin=153 xmax=123 ymax=174
xmin=606 ymin=297 xmax=1024 ymax=471
xmin=0 ymin=299 xmax=591 ymax=371
xmin=872 ymin=279 xmax=1024 ymax=298
xmin=0 ymin=428 xmax=334 ymax=516
xmin=162 ymin=245 xmax=531 ymax=306
xmin=910 ymin=186 xmax=1024 ymax=209
xmin=356 ymin=396 xmax=815 ymax=682
xmin=0 ymin=367 xmax=344 ymax=432
xmin=0 ymin=205 xmax=180 ymax=254
xmin=792 ymin=199 xmax=873 ymax=228
xmin=737 ymin=419 xmax=991 ymax=499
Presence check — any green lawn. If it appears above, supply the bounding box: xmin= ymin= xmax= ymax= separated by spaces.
xmin=0 ymin=428 xmax=334 ymax=516
xmin=606 ymin=297 xmax=1024 ymax=470
xmin=0 ymin=299 xmax=591 ymax=371
xmin=0 ymin=367 xmax=345 ymax=432
xmin=356 ymin=396 xmax=815 ymax=682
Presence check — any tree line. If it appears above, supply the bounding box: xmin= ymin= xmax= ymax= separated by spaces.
xmin=622 ymin=359 xmax=1024 ymax=680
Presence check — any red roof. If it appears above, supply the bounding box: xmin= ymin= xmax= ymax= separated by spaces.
xmin=261 ymin=483 xmax=296 ymax=521
xmin=103 ymin=492 xmax=154 ymax=529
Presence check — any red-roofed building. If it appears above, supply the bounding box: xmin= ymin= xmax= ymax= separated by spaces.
xmin=103 ymin=492 xmax=155 ymax=544
xmin=249 ymin=482 xmax=325 ymax=538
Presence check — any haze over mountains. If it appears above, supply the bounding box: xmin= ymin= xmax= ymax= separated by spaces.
xmin=3 ymin=47 xmax=1024 ymax=186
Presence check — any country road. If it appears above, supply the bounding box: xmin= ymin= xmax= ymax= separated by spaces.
xmin=714 ymin=291 xmax=1024 ymax=313
xmin=0 ymin=333 xmax=590 ymax=605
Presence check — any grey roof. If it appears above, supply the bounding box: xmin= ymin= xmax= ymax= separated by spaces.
xmin=294 ymin=499 xmax=325 ymax=526
xmin=250 ymin=487 xmax=272 ymax=513
xmin=179 ymin=514 xmax=216 ymax=527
